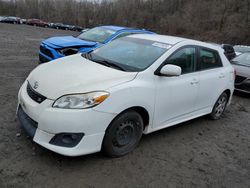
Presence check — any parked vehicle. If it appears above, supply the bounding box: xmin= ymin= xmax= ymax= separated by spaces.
xmin=221 ymin=44 xmax=236 ymax=61
xmin=0 ymin=16 xmax=6 ymax=22
xmin=71 ymin=25 xmax=83 ymax=32
xmin=81 ymin=28 xmax=89 ymax=33
xmin=1 ymin=16 xmax=21 ymax=24
xmin=17 ymin=34 xmax=234 ymax=157
xmin=48 ymin=22 xmax=54 ymax=28
xmin=234 ymin=45 xmax=250 ymax=55
xmin=49 ymin=23 xmax=70 ymax=30
xmin=39 ymin=25 xmax=154 ymax=63
xmin=231 ymin=52 xmax=250 ymax=93
xmin=26 ymin=19 xmax=48 ymax=27
xmin=210 ymin=43 xmax=236 ymax=61
xmin=21 ymin=19 xmax=27 ymax=24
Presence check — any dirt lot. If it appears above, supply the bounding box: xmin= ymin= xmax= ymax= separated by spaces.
xmin=0 ymin=23 xmax=249 ymax=188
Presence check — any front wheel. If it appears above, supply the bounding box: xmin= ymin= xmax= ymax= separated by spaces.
xmin=102 ymin=110 xmax=143 ymax=157
xmin=209 ymin=92 xmax=228 ymax=120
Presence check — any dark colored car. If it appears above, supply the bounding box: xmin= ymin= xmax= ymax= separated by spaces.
xmin=50 ymin=23 xmax=71 ymax=30
xmin=231 ymin=52 xmax=250 ymax=93
xmin=71 ymin=25 xmax=83 ymax=32
xmin=222 ymin=44 xmax=236 ymax=61
xmin=210 ymin=43 xmax=236 ymax=61
xmin=27 ymin=19 xmax=48 ymax=27
xmin=1 ymin=16 xmax=21 ymax=24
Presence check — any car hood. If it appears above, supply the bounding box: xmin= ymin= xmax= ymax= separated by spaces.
xmin=27 ymin=54 xmax=137 ymax=100
xmin=43 ymin=36 xmax=97 ymax=48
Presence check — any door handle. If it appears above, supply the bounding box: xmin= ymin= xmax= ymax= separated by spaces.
xmin=190 ymin=79 xmax=199 ymax=85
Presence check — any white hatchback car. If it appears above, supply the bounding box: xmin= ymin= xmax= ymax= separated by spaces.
xmin=17 ymin=34 xmax=235 ymax=157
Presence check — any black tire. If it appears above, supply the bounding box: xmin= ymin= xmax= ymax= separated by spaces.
xmin=209 ymin=92 xmax=228 ymax=120
xmin=102 ymin=110 xmax=143 ymax=157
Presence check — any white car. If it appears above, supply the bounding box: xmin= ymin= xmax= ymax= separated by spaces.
xmin=17 ymin=34 xmax=235 ymax=157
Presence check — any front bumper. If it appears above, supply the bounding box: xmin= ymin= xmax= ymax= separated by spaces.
xmin=17 ymin=105 xmax=38 ymax=138
xmin=17 ymin=82 xmax=116 ymax=156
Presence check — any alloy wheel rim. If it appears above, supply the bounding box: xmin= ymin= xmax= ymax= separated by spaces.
xmin=214 ymin=96 xmax=227 ymax=117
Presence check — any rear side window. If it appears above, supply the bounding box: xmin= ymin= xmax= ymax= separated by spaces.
xmin=199 ymin=48 xmax=222 ymax=70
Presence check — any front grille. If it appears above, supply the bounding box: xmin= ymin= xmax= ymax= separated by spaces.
xmin=26 ymin=83 xmax=46 ymax=103
xmin=40 ymin=45 xmax=53 ymax=58
xmin=235 ymin=75 xmax=247 ymax=84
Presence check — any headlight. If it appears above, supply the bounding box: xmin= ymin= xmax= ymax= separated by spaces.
xmin=53 ymin=91 xmax=109 ymax=109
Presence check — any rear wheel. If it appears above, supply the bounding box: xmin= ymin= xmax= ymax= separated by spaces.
xmin=210 ymin=92 xmax=228 ymax=120
xmin=102 ymin=110 xmax=143 ymax=157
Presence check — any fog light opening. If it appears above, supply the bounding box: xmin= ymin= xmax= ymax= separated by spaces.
xmin=49 ymin=133 xmax=84 ymax=148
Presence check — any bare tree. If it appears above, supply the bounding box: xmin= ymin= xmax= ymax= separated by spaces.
xmin=0 ymin=0 xmax=249 ymax=44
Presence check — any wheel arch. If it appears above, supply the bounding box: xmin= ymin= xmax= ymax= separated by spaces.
xmin=107 ymin=106 xmax=150 ymax=131
xmin=223 ymin=89 xmax=231 ymax=102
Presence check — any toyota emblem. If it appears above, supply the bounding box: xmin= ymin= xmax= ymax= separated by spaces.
xmin=33 ymin=81 xmax=39 ymax=89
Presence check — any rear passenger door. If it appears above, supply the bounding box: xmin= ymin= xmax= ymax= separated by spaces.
xmin=196 ymin=47 xmax=226 ymax=110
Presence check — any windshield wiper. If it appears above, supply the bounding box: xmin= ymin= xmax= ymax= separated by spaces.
xmin=82 ymin=51 xmax=93 ymax=59
xmin=82 ymin=53 xmax=125 ymax=71
xmin=92 ymin=58 xmax=125 ymax=71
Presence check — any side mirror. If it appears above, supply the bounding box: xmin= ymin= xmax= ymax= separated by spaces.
xmin=159 ymin=64 xmax=182 ymax=76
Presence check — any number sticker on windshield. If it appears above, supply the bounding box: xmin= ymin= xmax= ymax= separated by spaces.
xmin=152 ymin=42 xmax=172 ymax=49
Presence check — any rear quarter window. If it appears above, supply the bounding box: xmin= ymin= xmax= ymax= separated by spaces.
xmin=199 ymin=48 xmax=222 ymax=70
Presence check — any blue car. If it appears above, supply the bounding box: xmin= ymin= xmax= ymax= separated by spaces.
xmin=39 ymin=25 xmax=154 ymax=63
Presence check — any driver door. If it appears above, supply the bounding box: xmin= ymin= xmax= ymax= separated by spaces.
xmin=153 ymin=46 xmax=199 ymax=129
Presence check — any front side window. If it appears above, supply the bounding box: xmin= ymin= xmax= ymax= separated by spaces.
xmin=199 ymin=49 xmax=222 ymax=70
xmin=85 ymin=37 xmax=170 ymax=72
xmin=166 ymin=47 xmax=196 ymax=74
xmin=78 ymin=27 xmax=116 ymax=43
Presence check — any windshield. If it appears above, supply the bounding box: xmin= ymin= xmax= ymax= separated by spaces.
xmin=231 ymin=53 xmax=250 ymax=66
xmin=78 ymin=27 xmax=116 ymax=43
xmin=234 ymin=46 xmax=250 ymax=53
xmin=85 ymin=37 xmax=170 ymax=72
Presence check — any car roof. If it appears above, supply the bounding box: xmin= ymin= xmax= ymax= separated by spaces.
xmin=128 ymin=34 xmax=190 ymax=45
xmin=128 ymin=34 xmax=224 ymax=51
xmin=99 ymin=25 xmax=145 ymax=32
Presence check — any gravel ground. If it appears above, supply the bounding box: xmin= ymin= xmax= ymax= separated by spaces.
xmin=0 ymin=23 xmax=249 ymax=188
